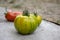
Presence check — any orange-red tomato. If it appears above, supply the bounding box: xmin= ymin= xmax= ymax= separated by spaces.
xmin=5 ymin=10 xmax=22 ymax=22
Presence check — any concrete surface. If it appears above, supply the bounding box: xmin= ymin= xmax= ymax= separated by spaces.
xmin=0 ymin=7 xmax=60 ymax=40
xmin=0 ymin=1 xmax=60 ymax=24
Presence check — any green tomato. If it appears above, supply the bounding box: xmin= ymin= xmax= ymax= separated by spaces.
xmin=36 ymin=15 xmax=42 ymax=26
xmin=30 ymin=13 xmax=42 ymax=26
xmin=14 ymin=10 xmax=42 ymax=35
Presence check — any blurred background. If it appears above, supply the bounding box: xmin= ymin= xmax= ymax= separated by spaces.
xmin=0 ymin=0 xmax=60 ymax=24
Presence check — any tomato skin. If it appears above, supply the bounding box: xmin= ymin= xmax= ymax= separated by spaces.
xmin=30 ymin=14 xmax=42 ymax=26
xmin=14 ymin=14 xmax=42 ymax=35
xmin=14 ymin=15 xmax=38 ymax=34
xmin=5 ymin=10 xmax=22 ymax=22
xmin=14 ymin=9 xmax=42 ymax=35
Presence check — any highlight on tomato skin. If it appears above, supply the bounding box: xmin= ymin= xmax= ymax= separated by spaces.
xmin=5 ymin=10 xmax=22 ymax=22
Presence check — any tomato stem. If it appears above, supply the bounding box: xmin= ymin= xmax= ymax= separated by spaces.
xmin=4 ymin=13 xmax=7 ymax=15
xmin=33 ymin=12 xmax=37 ymax=17
xmin=4 ymin=7 xmax=7 ymax=15
xmin=23 ymin=9 xmax=29 ymax=16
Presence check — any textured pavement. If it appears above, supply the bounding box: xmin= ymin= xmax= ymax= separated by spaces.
xmin=0 ymin=7 xmax=60 ymax=40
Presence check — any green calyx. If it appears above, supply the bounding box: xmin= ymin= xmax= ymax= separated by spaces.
xmin=33 ymin=12 xmax=37 ymax=17
xmin=23 ymin=9 xmax=30 ymax=16
xmin=4 ymin=12 xmax=7 ymax=15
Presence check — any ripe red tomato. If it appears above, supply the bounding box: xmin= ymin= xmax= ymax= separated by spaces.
xmin=5 ymin=10 xmax=22 ymax=22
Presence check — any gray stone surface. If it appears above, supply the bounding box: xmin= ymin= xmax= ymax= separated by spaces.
xmin=0 ymin=7 xmax=60 ymax=40
xmin=0 ymin=1 xmax=60 ymax=24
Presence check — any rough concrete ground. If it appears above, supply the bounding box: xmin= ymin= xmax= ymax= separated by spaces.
xmin=0 ymin=0 xmax=60 ymax=24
